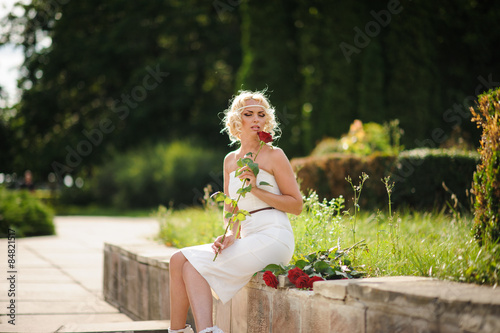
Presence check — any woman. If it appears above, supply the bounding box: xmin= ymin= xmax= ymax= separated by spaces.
xmin=168 ymin=90 xmax=303 ymax=333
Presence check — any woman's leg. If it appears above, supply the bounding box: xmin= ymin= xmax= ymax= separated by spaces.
xmin=169 ymin=251 xmax=191 ymax=329
xmin=182 ymin=261 xmax=214 ymax=331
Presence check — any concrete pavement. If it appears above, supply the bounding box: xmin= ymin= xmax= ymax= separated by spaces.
xmin=0 ymin=216 xmax=163 ymax=333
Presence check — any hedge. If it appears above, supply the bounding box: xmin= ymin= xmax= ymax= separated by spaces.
xmin=291 ymin=148 xmax=479 ymax=211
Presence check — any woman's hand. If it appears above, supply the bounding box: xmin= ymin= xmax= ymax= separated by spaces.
xmin=212 ymin=232 xmax=236 ymax=255
xmin=237 ymin=165 xmax=257 ymax=188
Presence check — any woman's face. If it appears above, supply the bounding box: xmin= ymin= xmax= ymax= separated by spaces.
xmin=240 ymin=99 xmax=267 ymax=137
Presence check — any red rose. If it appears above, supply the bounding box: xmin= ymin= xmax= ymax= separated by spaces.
xmin=307 ymin=276 xmax=324 ymax=290
xmin=263 ymin=270 xmax=279 ymax=289
xmin=287 ymin=267 xmax=308 ymax=284
xmin=294 ymin=275 xmax=310 ymax=289
xmin=257 ymin=131 xmax=273 ymax=143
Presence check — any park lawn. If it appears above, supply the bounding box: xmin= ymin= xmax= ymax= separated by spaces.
xmin=156 ymin=192 xmax=499 ymax=286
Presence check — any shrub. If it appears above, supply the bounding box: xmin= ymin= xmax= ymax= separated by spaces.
xmin=0 ymin=187 xmax=55 ymax=237
xmin=88 ymin=140 xmax=224 ymax=208
xmin=291 ymin=148 xmax=478 ymax=211
xmin=390 ymin=149 xmax=479 ymax=210
xmin=471 ymin=88 xmax=500 ymax=246
xmin=311 ymin=119 xmax=403 ymax=156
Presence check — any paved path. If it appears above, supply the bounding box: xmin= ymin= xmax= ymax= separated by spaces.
xmin=0 ymin=216 xmax=160 ymax=333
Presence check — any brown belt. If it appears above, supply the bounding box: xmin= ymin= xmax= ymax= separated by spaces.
xmin=249 ymin=207 xmax=275 ymax=214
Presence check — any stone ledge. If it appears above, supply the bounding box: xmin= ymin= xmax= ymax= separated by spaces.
xmin=103 ymin=241 xmax=500 ymax=333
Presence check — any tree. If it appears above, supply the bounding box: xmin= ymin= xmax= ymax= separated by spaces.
xmin=1 ymin=0 xmax=241 ymax=179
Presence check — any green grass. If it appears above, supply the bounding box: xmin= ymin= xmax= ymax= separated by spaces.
xmin=155 ymin=191 xmax=499 ymax=286
xmin=155 ymin=204 xmax=225 ymax=248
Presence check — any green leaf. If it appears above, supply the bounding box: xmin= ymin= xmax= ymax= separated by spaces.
xmin=314 ymin=261 xmax=335 ymax=275
xmin=237 ymin=185 xmax=252 ymax=195
xmin=335 ymin=270 xmax=350 ymax=279
xmin=305 ymin=252 xmax=318 ymax=262
xmin=211 ymin=192 xmax=227 ymax=202
xmin=259 ymin=181 xmax=273 ymax=187
xmin=303 ymin=265 xmax=313 ymax=274
xmin=262 ymin=263 xmax=286 ymax=275
xmin=236 ymin=212 xmax=247 ymax=221
xmin=247 ymin=160 xmax=260 ymax=176
xmin=294 ymin=259 xmax=308 ymax=269
xmin=238 ymin=157 xmax=254 ymax=167
xmin=225 ymin=212 xmax=233 ymax=219
xmin=224 ymin=197 xmax=233 ymax=205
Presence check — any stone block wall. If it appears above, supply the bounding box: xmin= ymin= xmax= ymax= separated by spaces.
xmin=103 ymin=241 xmax=500 ymax=332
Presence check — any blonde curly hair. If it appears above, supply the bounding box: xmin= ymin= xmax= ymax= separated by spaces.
xmin=221 ymin=90 xmax=280 ymax=145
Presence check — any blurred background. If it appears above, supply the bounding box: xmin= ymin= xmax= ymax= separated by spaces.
xmin=0 ymin=0 xmax=499 ymax=213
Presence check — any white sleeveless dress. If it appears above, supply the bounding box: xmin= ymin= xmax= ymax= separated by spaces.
xmin=180 ymin=169 xmax=295 ymax=304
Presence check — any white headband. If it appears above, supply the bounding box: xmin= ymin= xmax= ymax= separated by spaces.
xmin=234 ymin=104 xmax=267 ymax=112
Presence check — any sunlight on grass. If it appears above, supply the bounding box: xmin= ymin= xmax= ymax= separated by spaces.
xmin=155 ymin=205 xmax=224 ymax=248
xmin=155 ymin=190 xmax=499 ymax=286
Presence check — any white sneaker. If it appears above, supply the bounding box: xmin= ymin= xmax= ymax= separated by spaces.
xmin=199 ymin=326 xmax=224 ymax=333
xmin=168 ymin=324 xmax=194 ymax=333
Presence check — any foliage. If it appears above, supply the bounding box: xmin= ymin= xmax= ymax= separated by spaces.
xmin=236 ymin=0 xmax=301 ymax=152
xmin=311 ymin=120 xmax=403 ymax=156
xmin=2 ymin=1 xmax=500 ymax=179
xmin=471 ymin=88 xmax=500 ymax=246
xmin=156 ymin=188 xmax=499 ymax=286
xmin=293 ymin=148 xmax=479 ymax=211
xmin=391 ymin=148 xmax=479 ymax=211
xmin=0 ymin=187 xmax=55 ymax=237
xmin=155 ymin=203 xmax=223 ymax=249
xmin=291 ymin=190 xmax=498 ymax=286
xmin=66 ymin=140 xmax=224 ymax=209
xmin=247 ymin=0 xmax=500 ymax=153
xmin=54 ymin=203 xmax=152 ymax=217
xmin=1 ymin=0 xmax=241 ymax=177
xmin=292 ymin=191 xmax=345 ymax=256
xmin=264 ymin=242 xmax=366 ymax=286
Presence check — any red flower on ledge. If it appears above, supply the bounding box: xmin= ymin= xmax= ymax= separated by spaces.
xmin=286 ymin=266 xmax=324 ymax=290
xmin=287 ymin=267 xmax=308 ymax=285
xmin=307 ymin=276 xmax=325 ymax=289
xmin=263 ymin=270 xmax=279 ymax=289
xmin=295 ymin=275 xmax=310 ymax=289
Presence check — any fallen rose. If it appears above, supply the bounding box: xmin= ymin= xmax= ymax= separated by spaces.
xmin=307 ymin=276 xmax=325 ymax=290
xmin=287 ymin=267 xmax=308 ymax=284
xmin=258 ymin=131 xmax=273 ymax=143
xmin=263 ymin=270 xmax=279 ymax=289
xmin=294 ymin=275 xmax=310 ymax=289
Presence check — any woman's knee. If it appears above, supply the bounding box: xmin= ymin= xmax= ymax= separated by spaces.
xmin=170 ymin=251 xmax=187 ymax=271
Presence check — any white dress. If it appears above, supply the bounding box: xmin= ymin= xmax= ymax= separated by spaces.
xmin=181 ymin=169 xmax=295 ymax=304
